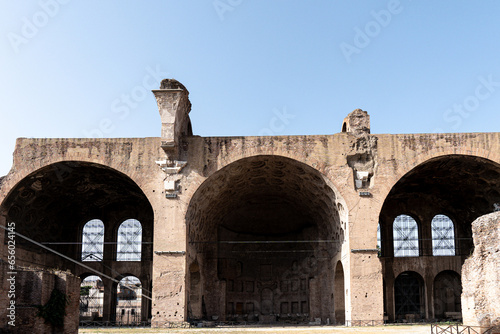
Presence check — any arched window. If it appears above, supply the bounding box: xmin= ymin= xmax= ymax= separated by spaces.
xmin=394 ymin=271 xmax=425 ymax=319
xmin=334 ymin=261 xmax=345 ymax=325
xmin=433 ymin=270 xmax=461 ymax=320
xmin=431 ymin=214 xmax=455 ymax=256
xmin=82 ymin=219 xmax=104 ymax=261
xmin=116 ymin=276 xmax=142 ymax=324
xmin=393 ymin=214 xmax=419 ymax=257
xmin=117 ymin=219 xmax=142 ymax=261
xmin=79 ymin=275 xmax=104 ymax=320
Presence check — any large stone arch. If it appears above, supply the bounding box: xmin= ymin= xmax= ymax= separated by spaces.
xmin=377 ymin=139 xmax=500 ymax=204
xmin=184 ymin=154 xmax=349 ymax=323
xmin=0 ymin=138 xmax=162 ymax=208
xmin=378 ymin=153 xmax=500 ymax=322
xmin=181 ymin=137 xmax=353 ymax=211
xmin=379 ymin=154 xmax=500 ymax=258
xmin=0 ymin=160 xmax=154 ymax=322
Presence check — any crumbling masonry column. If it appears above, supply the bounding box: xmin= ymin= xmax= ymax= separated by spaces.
xmin=342 ymin=109 xmax=384 ymax=324
xmin=462 ymin=211 xmax=500 ymax=332
xmin=153 ymin=79 xmax=192 ymax=159
xmin=151 ymin=79 xmax=192 ymax=326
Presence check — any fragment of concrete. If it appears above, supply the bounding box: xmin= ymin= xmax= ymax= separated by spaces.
xmin=462 ymin=211 xmax=500 ymax=332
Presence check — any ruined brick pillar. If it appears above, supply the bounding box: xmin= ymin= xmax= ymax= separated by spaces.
xmin=309 ymin=278 xmax=321 ymax=320
xmin=101 ymin=225 xmax=116 ymax=322
xmin=383 ymin=267 xmax=395 ymax=321
xmin=341 ymin=109 xmax=370 ymax=136
xmin=0 ymin=264 xmax=79 ymax=334
xmin=151 ymin=79 xmax=191 ymax=326
xmin=102 ymin=278 xmax=116 ymax=322
xmin=342 ymin=109 xmax=384 ymax=324
xmin=424 ymin=273 xmax=433 ymax=319
xmin=462 ymin=212 xmax=500 ymax=332
xmin=152 ymin=79 xmax=192 ymax=160
xmin=420 ymin=214 xmax=433 ymax=257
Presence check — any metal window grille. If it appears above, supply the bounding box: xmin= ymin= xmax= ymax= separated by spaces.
xmin=394 ymin=272 xmax=422 ymax=318
xmin=431 ymin=215 xmax=455 ymax=256
xmin=82 ymin=219 xmax=104 ymax=261
xmin=393 ymin=215 xmax=419 ymax=257
xmin=117 ymin=219 xmax=142 ymax=261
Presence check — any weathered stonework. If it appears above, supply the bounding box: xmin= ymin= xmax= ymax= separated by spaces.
xmin=153 ymin=78 xmax=192 ymax=159
xmin=0 ymin=79 xmax=499 ymax=328
xmin=462 ymin=212 xmax=500 ymax=331
xmin=342 ymin=109 xmax=370 ymax=135
xmin=0 ymin=262 xmax=80 ymax=333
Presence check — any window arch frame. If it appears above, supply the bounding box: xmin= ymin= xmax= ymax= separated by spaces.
xmin=116 ymin=218 xmax=142 ymax=261
xmin=431 ymin=214 xmax=456 ymax=256
xmin=116 ymin=275 xmax=142 ymax=324
xmin=433 ymin=270 xmax=462 ymax=319
xmin=394 ymin=271 xmax=425 ymax=319
xmin=81 ymin=219 xmax=105 ymax=262
xmin=393 ymin=214 xmax=420 ymax=257
xmin=80 ymin=274 xmax=104 ymax=319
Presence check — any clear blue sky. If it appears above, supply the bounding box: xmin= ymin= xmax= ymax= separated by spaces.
xmin=1 ymin=1 xmax=499 ymax=176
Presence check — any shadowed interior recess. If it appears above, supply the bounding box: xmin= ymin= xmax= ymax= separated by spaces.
xmin=185 ymin=155 xmax=348 ymax=321
xmin=2 ymin=161 xmax=153 ymax=279
xmin=378 ymin=155 xmax=500 ymax=321
xmin=380 ymin=155 xmax=500 ymax=257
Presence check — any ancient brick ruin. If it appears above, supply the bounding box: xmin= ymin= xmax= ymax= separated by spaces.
xmin=0 ymin=262 xmax=79 ymax=333
xmin=0 ymin=79 xmax=499 ymax=330
xmin=462 ymin=212 xmax=500 ymax=332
